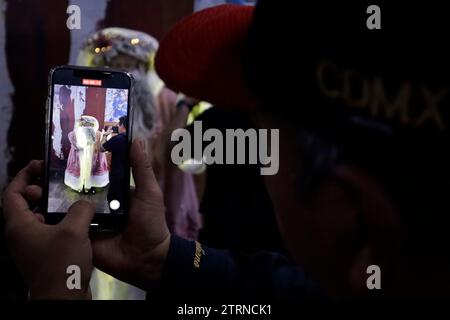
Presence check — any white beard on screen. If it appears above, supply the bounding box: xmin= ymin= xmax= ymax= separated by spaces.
xmin=75 ymin=126 xmax=96 ymax=191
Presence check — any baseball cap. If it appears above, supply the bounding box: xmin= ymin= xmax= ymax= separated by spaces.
xmin=155 ymin=1 xmax=450 ymax=164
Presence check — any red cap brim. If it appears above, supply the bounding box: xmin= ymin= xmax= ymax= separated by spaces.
xmin=155 ymin=5 xmax=257 ymax=110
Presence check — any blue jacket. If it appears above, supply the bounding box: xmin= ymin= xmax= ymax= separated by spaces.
xmin=150 ymin=235 xmax=325 ymax=301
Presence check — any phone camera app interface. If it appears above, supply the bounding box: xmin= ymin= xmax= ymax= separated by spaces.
xmin=48 ymin=84 xmax=129 ymax=214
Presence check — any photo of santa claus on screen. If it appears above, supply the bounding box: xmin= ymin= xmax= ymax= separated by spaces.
xmin=64 ymin=115 xmax=109 ymax=193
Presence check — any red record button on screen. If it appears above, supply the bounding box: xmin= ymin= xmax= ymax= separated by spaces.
xmin=82 ymin=79 xmax=102 ymax=86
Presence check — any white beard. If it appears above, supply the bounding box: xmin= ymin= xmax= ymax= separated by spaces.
xmin=75 ymin=126 xmax=96 ymax=190
xmin=130 ymin=75 xmax=158 ymax=139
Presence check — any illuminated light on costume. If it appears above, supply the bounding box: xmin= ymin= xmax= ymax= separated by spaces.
xmin=64 ymin=115 xmax=109 ymax=192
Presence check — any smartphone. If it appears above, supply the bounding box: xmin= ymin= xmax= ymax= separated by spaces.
xmin=43 ymin=66 xmax=133 ymax=232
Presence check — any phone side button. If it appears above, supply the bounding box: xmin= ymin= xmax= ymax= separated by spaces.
xmin=45 ymin=98 xmax=50 ymax=123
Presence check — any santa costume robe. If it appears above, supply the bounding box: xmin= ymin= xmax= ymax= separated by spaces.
xmin=64 ymin=121 xmax=109 ymax=192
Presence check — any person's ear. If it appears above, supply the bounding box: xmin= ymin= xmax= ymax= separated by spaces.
xmin=333 ymin=165 xmax=402 ymax=297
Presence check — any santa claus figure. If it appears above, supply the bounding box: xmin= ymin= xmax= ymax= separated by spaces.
xmin=64 ymin=115 xmax=109 ymax=193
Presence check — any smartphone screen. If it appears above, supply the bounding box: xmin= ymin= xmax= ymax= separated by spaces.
xmin=44 ymin=66 xmax=133 ymax=231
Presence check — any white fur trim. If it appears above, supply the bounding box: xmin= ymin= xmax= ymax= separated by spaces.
xmin=91 ymin=172 xmax=109 ymax=187
xmin=64 ymin=171 xmax=82 ymax=191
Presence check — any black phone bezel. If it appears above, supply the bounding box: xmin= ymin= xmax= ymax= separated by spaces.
xmin=43 ymin=65 xmax=134 ymax=232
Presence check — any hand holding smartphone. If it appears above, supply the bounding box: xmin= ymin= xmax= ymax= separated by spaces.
xmin=4 ymin=67 xmax=170 ymax=292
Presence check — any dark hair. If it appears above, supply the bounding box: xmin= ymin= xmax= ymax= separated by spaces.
xmin=292 ymin=124 xmax=450 ymax=257
xmin=119 ymin=115 xmax=128 ymax=130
